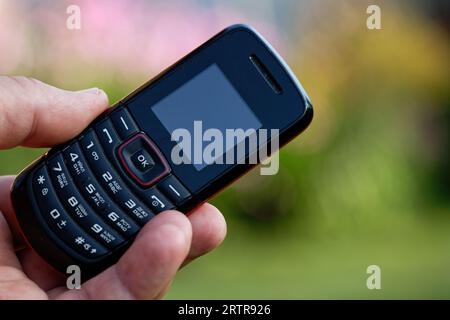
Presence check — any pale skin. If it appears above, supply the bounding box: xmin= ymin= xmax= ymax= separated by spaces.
xmin=0 ymin=76 xmax=227 ymax=299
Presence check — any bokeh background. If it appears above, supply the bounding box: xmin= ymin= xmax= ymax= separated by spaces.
xmin=1 ymin=0 xmax=449 ymax=299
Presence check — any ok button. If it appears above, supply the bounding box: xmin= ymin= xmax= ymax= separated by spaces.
xmin=118 ymin=133 xmax=171 ymax=187
xmin=131 ymin=149 xmax=155 ymax=173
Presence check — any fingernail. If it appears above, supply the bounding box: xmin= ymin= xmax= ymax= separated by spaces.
xmin=77 ymin=87 xmax=100 ymax=95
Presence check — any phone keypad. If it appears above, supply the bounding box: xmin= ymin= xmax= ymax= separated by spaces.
xmin=47 ymin=155 xmax=124 ymax=249
xmin=78 ymin=130 xmax=154 ymax=225
xmin=30 ymin=106 xmax=192 ymax=260
xmin=33 ymin=166 xmax=108 ymax=258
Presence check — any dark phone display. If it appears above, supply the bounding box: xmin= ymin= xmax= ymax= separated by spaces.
xmin=151 ymin=64 xmax=262 ymax=171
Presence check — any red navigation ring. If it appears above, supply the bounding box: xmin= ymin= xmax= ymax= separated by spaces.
xmin=117 ymin=133 xmax=171 ymax=187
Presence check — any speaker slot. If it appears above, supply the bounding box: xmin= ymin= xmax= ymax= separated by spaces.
xmin=249 ymin=54 xmax=282 ymax=94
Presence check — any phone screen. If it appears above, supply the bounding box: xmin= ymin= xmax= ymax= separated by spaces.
xmin=152 ymin=64 xmax=262 ymax=170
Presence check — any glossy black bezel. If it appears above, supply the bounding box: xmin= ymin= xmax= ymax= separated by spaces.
xmin=124 ymin=24 xmax=312 ymax=194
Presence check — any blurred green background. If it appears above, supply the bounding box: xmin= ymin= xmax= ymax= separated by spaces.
xmin=1 ymin=0 xmax=449 ymax=298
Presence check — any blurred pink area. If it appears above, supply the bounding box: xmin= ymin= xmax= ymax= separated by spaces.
xmin=0 ymin=0 xmax=279 ymax=78
xmin=0 ymin=1 xmax=30 ymax=74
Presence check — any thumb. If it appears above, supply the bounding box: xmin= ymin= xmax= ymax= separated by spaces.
xmin=0 ymin=76 xmax=109 ymax=149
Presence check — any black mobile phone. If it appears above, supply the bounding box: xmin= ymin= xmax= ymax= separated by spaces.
xmin=11 ymin=24 xmax=313 ymax=278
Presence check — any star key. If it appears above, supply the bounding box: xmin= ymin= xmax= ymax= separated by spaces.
xmin=75 ymin=236 xmax=85 ymax=245
xmin=37 ymin=175 xmax=45 ymax=184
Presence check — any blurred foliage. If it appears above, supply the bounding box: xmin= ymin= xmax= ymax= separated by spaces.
xmin=0 ymin=0 xmax=449 ymax=298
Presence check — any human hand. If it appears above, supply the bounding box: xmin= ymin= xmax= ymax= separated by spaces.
xmin=0 ymin=76 xmax=226 ymax=299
